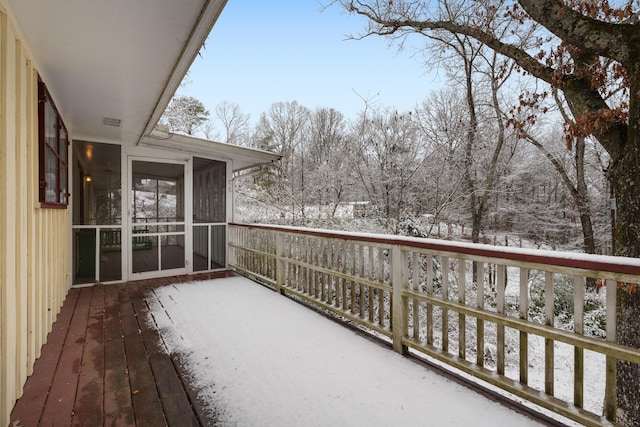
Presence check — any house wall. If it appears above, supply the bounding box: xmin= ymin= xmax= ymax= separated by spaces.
xmin=0 ymin=3 xmax=71 ymax=424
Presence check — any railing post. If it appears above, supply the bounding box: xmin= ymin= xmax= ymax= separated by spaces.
xmin=276 ymin=232 xmax=285 ymax=295
xmin=392 ymin=244 xmax=408 ymax=354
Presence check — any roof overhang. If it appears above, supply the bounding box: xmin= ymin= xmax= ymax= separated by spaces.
xmin=5 ymin=0 xmax=227 ymax=145
xmin=140 ymin=131 xmax=282 ymax=173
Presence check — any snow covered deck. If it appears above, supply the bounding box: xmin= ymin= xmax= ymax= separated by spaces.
xmin=11 ymin=272 xmax=554 ymax=426
xmin=150 ymin=276 xmax=551 ymax=426
xmin=229 ymin=222 xmax=640 ymax=426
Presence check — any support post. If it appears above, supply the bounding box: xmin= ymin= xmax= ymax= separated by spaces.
xmin=276 ymin=232 xmax=285 ymax=295
xmin=391 ymin=245 xmax=408 ymax=354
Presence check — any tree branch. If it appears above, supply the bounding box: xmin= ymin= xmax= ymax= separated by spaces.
xmin=517 ymin=0 xmax=635 ymax=66
xmin=345 ymin=1 xmax=558 ymax=84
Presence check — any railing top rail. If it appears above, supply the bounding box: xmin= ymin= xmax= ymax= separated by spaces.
xmin=230 ymin=222 xmax=640 ymax=277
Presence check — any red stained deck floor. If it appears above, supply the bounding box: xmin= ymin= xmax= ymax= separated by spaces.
xmin=10 ymin=272 xmax=234 ymax=427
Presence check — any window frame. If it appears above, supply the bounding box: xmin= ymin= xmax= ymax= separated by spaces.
xmin=38 ymin=76 xmax=69 ymax=208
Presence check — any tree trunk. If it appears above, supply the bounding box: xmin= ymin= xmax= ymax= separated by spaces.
xmin=574 ymin=137 xmax=597 ymax=255
xmin=471 ymin=212 xmax=482 ymax=244
xmin=612 ymin=112 xmax=640 ymax=424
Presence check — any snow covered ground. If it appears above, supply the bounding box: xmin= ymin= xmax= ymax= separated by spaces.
xmin=149 ymin=277 xmax=549 ymax=426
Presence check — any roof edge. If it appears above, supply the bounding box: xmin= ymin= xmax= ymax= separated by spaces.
xmin=138 ymin=0 xmax=229 ymax=145
xmin=140 ymin=130 xmax=282 ymax=172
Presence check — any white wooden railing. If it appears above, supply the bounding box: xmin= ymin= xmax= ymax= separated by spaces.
xmin=229 ymin=223 xmax=640 ymax=427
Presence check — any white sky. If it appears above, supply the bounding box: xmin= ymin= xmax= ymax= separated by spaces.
xmin=150 ymin=277 xmax=549 ymax=426
xmin=179 ymin=1 xmax=443 ymax=125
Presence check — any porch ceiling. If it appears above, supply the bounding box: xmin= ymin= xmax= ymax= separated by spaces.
xmin=6 ymin=0 xmax=227 ymax=145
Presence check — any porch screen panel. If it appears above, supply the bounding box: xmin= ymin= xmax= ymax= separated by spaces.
xmin=100 ymin=228 xmax=122 ymax=281
xmin=72 ymin=141 xmax=122 ymax=284
xmin=211 ymin=224 xmax=226 ymax=268
xmin=132 ymin=160 xmax=185 ymax=274
xmin=73 ymin=229 xmax=96 ymax=285
xmin=192 ymin=157 xmax=226 ymax=271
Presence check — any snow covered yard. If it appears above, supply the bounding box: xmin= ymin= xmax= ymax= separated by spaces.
xmin=149 ymin=277 xmax=547 ymax=426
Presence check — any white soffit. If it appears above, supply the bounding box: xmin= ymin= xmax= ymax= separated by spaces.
xmin=6 ymin=0 xmax=227 ymax=145
xmin=140 ymin=131 xmax=282 ymax=172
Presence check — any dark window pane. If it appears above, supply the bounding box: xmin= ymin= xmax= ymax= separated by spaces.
xmin=45 ymin=147 xmax=58 ymax=202
xmin=38 ymin=77 xmax=68 ymax=206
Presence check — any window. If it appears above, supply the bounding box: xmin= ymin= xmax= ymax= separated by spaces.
xmin=38 ymin=76 xmax=69 ymax=207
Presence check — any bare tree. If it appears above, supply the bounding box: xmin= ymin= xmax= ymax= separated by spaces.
xmin=414 ymin=89 xmax=472 ymax=237
xmin=339 ymin=0 xmax=640 ymax=422
xmin=215 ymin=101 xmax=251 ymax=145
xmin=305 ymin=108 xmax=354 ymax=218
xmin=253 ymin=101 xmax=311 ymax=224
xmin=161 ymin=95 xmax=210 ymax=136
xmin=349 ymin=107 xmax=428 ymax=233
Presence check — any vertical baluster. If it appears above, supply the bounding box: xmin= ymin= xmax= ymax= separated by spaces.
xmin=312 ymin=237 xmax=317 ymax=297
xmin=302 ymin=236 xmax=308 ymax=294
xmin=342 ymin=242 xmax=347 ymax=310
xmin=378 ymin=247 xmax=385 ymax=327
xmin=519 ymin=268 xmax=529 ymax=385
xmin=317 ymin=238 xmax=322 ymax=298
xmin=335 ymin=240 xmax=340 ymax=307
xmin=350 ymin=243 xmax=356 ymax=313
xmin=254 ymin=229 xmax=259 ymax=276
xmin=296 ymin=235 xmax=301 ymax=291
xmin=256 ymin=230 xmax=261 ymax=276
xmin=238 ymin=227 xmax=243 ymax=270
xmin=605 ymin=279 xmax=617 ymax=421
xmin=458 ymin=259 xmax=466 ymax=360
xmin=238 ymin=227 xmax=243 ymax=269
xmin=258 ymin=230 xmax=263 ymax=274
xmin=573 ymin=275 xmax=584 ymax=408
xmin=287 ymin=235 xmax=292 ymax=290
xmin=497 ymin=265 xmax=506 ymax=376
xmin=297 ymin=235 xmax=303 ymax=292
xmin=248 ymin=230 xmax=260 ymax=272
xmin=359 ymin=244 xmax=365 ymax=317
xmin=332 ymin=241 xmax=337 ymax=305
xmin=476 ymin=261 xmax=485 ymax=367
xmin=320 ymin=239 xmax=326 ymax=302
xmin=261 ymin=230 xmax=266 ymax=277
xmin=327 ymin=241 xmax=334 ymax=305
xmin=304 ymin=236 xmax=313 ymax=295
xmin=368 ymin=246 xmax=374 ymax=322
xmin=412 ymin=252 xmax=420 ymax=340
xmin=273 ymin=231 xmax=277 ymax=280
xmin=544 ymin=271 xmax=554 ymax=396
xmin=264 ymin=230 xmax=268 ymax=277
xmin=310 ymin=238 xmax=317 ymax=298
xmin=426 ymin=255 xmax=434 ymax=346
xmin=291 ymin=235 xmax=297 ymax=290
xmin=442 ymin=256 xmax=449 ymax=353
xmin=276 ymin=232 xmax=285 ymax=295
xmin=337 ymin=241 xmax=343 ymax=308
xmin=258 ymin=230 xmax=263 ymax=276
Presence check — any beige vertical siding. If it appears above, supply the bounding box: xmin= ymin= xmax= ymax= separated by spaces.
xmin=0 ymin=4 xmax=71 ymax=425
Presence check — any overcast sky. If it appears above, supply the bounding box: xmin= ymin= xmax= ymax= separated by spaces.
xmin=179 ymin=0 xmax=443 ymax=125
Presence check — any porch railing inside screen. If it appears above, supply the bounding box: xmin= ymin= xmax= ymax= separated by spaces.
xmin=228 ymin=222 xmax=640 ymax=427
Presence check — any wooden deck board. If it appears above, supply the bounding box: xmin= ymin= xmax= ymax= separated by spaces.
xmin=135 ymin=284 xmax=201 ymax=427
xmin=72 ymin=285 xmax=105 ymax=427
xmin=39 ymin=287 xmax=93 ymax=425
xmin=103 ymin=285 xmax=135 ymax=426
xmin=10 ymin=271 xmax=233 ymax=426
xmin=9 ymin=289 xmax=81 ymax=426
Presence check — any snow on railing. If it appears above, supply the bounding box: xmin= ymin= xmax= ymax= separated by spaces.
xmin=229 ymin=222 xmax=640 ymax=427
